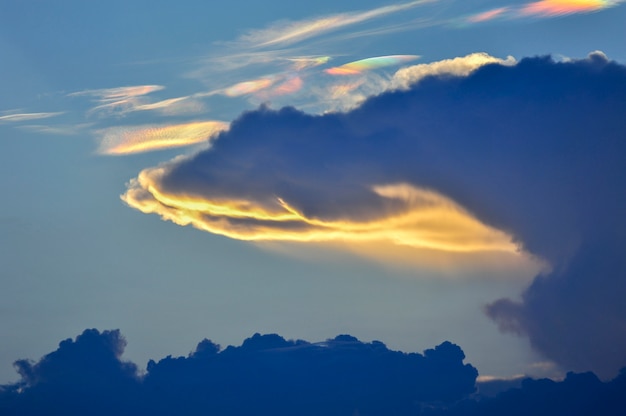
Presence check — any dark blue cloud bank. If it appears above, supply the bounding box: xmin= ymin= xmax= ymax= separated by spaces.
xmin=124 ymin=51 xmax=626 ymax=378
xmin=1 ymin=329 xmax=625 ymax=415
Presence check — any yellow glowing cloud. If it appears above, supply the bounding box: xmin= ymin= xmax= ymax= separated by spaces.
xmin=242 ymin=0 xmax=434 ymax=46
xmin=98 ymin=121 xmax=229 ymax=155
xmin=325 ymin=55 xmax=420 ymax=75
xmin=521 ymin=0 xmax=617 ymax=16
xmin=122 ymin=164 xmax=520 ymax=261
xmin=391 ymin=53 xmax=516 ymax=89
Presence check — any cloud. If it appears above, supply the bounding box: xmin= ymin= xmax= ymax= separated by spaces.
xmin=325 ymin=55 xmax=420 ymax=75
xmin=3 ymin=329 xmax=626 ymax=415
xmin=97 ymin=121 xmax=229 ymax=155
xmin=466 ymin=0 xmax=624 ymax=23
xmin=0 ymin=112 xmax=64 ymax=123
xmin=442 ymin=371 xmax=626 ymax=415
xmin=520 ymin=0 xmax=621 ymax=17
xmin=239 ymin=0 xmax=435 ymax=47
xmin=0 ymin=329 xmax=478 ymax=415
xmin=391 ymin=52 xmax=516 ymax=89
xmin=130 ymin=96 xmax=206 ymax=116
xmin=69 ymin=85 xmax=170 ymax=116
xmin=123 ymin=52 xmax=626 ymax=377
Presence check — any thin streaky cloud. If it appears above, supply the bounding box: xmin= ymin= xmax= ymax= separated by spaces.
xmin=0 ymin=112 xmax=64 ymax=123
xmin=68 ymin=85 xmax=164 ymax=100
xmin=239 ymin=0 xmax=436 ymax=47
xmin=97 ymin=121 xmax=229 ymax=155
xmin=467 ymin=7 xmax=509 ymax=23
xmin=467 ymin=0 xmax=623 ymax=22
xmin=18 ymin=123 xmax=92 ymax=136
xmin=520 ymin=0 xmax=620 ymax=16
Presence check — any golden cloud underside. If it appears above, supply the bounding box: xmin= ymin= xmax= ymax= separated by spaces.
xmin=122 ymin=169 xmax=517 ymax=254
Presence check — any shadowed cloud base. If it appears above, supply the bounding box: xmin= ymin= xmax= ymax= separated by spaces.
xmin=0 ymin=329 xmax=624 ymax=415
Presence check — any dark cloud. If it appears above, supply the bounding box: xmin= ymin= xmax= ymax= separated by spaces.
xmin=0 ymin=329 xmax=478 ymax=415
xmin=123 ymin=51 xmax=626 ymax=377
xmin=429 ymin=370 xmax=626 ymax=416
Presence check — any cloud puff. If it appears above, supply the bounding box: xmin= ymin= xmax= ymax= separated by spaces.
xmin=123 ymin=52 xmax=626 ymax=377
xmin=391 ymin=52 xmax=516 ymax=89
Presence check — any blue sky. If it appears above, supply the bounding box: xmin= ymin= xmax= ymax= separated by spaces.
xmin=1 ymin=0 xmax=626 ymax=384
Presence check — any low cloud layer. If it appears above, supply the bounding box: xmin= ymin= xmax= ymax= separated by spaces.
xmin=123 ymin=52 xmax=626 ymax=377
xmin=1 ymin=329 xmax=624 ymax=415
xmin=0 ymin=329 xmax=477 ymax=415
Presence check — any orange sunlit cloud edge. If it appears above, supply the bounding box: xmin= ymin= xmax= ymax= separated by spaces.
xmin=118 ymin=53 xmax=535 ymax=272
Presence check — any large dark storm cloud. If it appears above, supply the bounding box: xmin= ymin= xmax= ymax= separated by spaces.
xmin=124 ymin=52 xmax=626 ymax=378
xmin=0 ymin=329 xmax=478 ymax=415
xmin=2 ymin=329 xmax=625 ymax=415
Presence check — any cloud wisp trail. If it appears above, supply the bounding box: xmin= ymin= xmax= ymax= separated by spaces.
xmin=466 ymin=0 xmax=624 ymax=23
xmin=239 ymin=0 xmax=436 ymax=47
xmin=97 ymin=121 xmax=229 ymax=155
xmin=0 ymin=112 xmax=64 ymax=123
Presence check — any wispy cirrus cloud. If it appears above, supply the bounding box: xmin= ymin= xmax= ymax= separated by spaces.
xmin=521 ymin=0 xmax=621 ymax=16
xmin=239 ymin=0 xmax=436 ymax=47
xmin=97 ymin=121 xmax=229 ymax=155
xmin=0 ymin=112 xmax=64 ymax=123
xmin=466 ymin=0 xmax=623 ymax=23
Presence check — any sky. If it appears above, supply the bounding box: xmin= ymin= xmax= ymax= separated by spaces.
xmin=1 ymin=0 xmax=626 ymax=387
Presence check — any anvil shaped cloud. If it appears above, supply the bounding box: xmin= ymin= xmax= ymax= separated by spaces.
xmin=123 ymin=52 xmax=626 ymax=377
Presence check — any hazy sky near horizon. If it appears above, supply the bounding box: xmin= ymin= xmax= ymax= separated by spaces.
xmin=1 ymin=0 xmax=626 ymax=384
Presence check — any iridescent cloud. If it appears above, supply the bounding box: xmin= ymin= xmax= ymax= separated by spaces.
xmin=268 ymin=76 xmax=304 ymax=96
xmin=287 ymin=56 xmax=331 ymax=71
xmin=521 ymin=0 xmax=618 ymax=16
xmin=70 ymin=85 xmax=164 ymax=101
xmin=223 ymin=77 xmax=276 ymax=97
xmin=97 ymin=121 xmax=229 ymax=155
xmin=467 ymin=0 xmax=622 ymax=22
xmin=325 ymin=55 xmax=420 ymax=75
xmin=70 ymin=85 xmax=166 ymax=115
